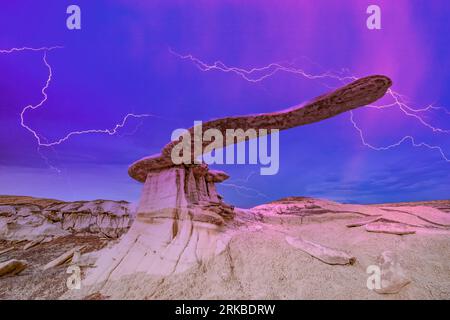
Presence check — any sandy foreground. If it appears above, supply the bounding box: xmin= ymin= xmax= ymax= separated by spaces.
xmin=0 ymin=196 xmax=449 ymax=300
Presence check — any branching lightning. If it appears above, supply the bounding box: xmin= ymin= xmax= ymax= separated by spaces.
xmin=169 ymin=48 xmax=356 ymax=83
xmin=2 ymin=45 xmax=448 ymax=201
xmin=349 ymin=111 xmax=450 ymax=162
xmin=1 ymin=46 xmax=154 ymax=152
xmin=221 ymin=171 xmax=269 ymax=199
xmin=221 ymin=182 xmax=269 ymax=199
xmin=170 ymin=49 xmax=450 ymax=163
xmin=0 ymin=46 xmax=63 ymax=54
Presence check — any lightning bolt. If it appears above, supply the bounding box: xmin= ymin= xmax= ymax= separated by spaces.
xmin=221 ymin=171 xmax=269 ymax=199
xmin=221 ymin=182 xmax=269 ymax=199
xmin=0 ymin=46 xmax=63 ymax=53
xmin=349 ymin=111 xmax=450 ymax=162
xmin=169 ymin=48 xmax=356 ymax=83
xmin=170 ymin=49 xmax=450 ymax=163
xmin=1 ymin=46 xmax=155 ymax=156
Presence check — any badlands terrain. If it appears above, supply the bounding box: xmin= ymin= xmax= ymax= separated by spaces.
xmin=0 ymin=195 xmax=449 ymax=300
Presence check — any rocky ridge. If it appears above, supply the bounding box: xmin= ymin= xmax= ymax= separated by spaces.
xmin=0 ymin=196 xmax=133 ymax=241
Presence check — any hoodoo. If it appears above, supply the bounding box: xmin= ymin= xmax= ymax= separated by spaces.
xmin=79 ymin=75 xmax=392 ymax=296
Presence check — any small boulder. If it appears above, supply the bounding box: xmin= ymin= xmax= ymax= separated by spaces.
xmin=365 ymin=222 xmax=416 ymax=235
xmin=0 ymin=246 xmax=15 ymax=256
xmin=23 ymin=236 xmax=45 ymax=250
xmin=375 ymin=251 xmax=410 ymax=294
xmin=286 ymin=236 xmax=356 ymax=265
xmin=346 ymin=215 xmax=382 ymax=228
xmin=42 ymin=246 xmax=85 ymax=270
xmin=0 ymin=259 xmax=28 ymax=277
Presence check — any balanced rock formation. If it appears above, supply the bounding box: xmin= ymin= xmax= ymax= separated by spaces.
xmin=67 ymin=75 xmax=394 ymax=297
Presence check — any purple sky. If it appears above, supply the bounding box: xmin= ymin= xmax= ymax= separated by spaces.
xmin=0 ymin=0 xmax=449 ymax=207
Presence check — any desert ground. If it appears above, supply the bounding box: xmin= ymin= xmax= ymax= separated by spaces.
xmin=1 ymin=195 xmax=449 ymax=300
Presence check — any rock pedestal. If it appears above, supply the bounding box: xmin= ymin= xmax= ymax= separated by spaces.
xmin=82 ymin=163 xmax=234 ymax=292
xmin=137 ymin=165 xmax=234 ymax=225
